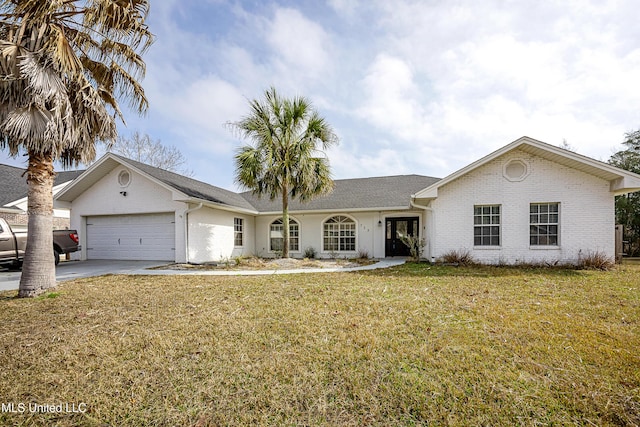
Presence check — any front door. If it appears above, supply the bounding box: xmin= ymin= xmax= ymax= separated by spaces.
xmin=385 ymin=217 xmax=419 ymax=257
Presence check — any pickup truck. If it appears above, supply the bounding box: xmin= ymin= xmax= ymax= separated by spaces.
xmin=0 ymin=218 xmax=80 ymax=269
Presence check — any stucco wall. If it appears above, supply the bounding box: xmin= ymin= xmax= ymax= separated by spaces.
xmin=427 ymin=149 xmax=615 ymax=264
xmin=254 ymin=210 xmax=425 ymax=259
xmin=187 ymin=206 xmax=255 ymax=263
xmin=69 ymin=166 xmax=186 ymax=261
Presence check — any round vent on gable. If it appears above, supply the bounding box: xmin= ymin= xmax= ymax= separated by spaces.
xmin=503 ymin=159 xmax=529 ymax=182
xmin=118 ymin=169 xmax=131 ymax=187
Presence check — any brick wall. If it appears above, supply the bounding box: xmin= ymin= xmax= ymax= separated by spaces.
xmin=430 ymin=149 xmax=615 ymax=264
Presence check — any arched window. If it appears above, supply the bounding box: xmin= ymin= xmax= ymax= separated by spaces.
xmin=323 ymin=215 xmax=356 ymax=252
xmin=270 ymin=218 xmax=299 ymax=252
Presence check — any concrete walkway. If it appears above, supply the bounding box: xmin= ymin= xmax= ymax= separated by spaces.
xmin=130 ymin=258 xmax=407 ymax=276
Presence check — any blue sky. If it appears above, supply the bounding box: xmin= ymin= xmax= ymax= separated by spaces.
xmin=2 ymin=0 xmax=640 ymax=191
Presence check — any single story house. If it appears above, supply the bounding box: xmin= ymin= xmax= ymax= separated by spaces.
xmin=55 ymin=136 xmax=640 ymax=264
xmin=0 ymin=164 xmax=83 ymax=230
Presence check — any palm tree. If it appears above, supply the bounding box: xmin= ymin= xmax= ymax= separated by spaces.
xmin=231 ymin=87 xmax=338 ymax=258
xmin=0 ymin=0 xmax=153 ymax=297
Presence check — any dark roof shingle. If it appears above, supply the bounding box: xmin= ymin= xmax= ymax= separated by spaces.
xmin=240 ymin=174 xmax=441 ymax=212
xmin=0 ymin=164 xmax=84 ymax=206
xmin=112 ymin=155 xmax=257 ymax=211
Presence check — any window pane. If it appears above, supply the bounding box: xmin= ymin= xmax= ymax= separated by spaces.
xmin=324 ymin=216 xmax=356 ymax=252
xmin=474 ymin=205 xmax=500 ymax=246
xmin=271 ymin=238 xmax=283 ymax=251
xmin=530 ymin=204 xmax=559 ymax=246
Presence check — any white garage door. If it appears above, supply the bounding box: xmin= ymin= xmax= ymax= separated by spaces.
xmin=86 ymin=213 xmax=175 ymax=261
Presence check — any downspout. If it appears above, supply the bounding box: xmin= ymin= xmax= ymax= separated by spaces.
xmin=410 ymin=198 xmax=436 ymax=263
xmin=184 ymin=203 xmax=203 ymax=264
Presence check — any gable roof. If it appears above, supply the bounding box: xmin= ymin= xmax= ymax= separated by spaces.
xmin=55 ymin=153 xmax=441 ymax=214
xmin=57 ymin=136 xmax=638 ymax=215
xmin=55 ymin=153 xmax=258 ymax=212
xmin=242 ymin=174 xmax=441 ymax=213
xmin=111 ymin=154 xmax=257 ymax=211
xmin=0 ymin=163 xmax=84 ymax=207
xmin=414 ymin=136 xmax=640 ymax=199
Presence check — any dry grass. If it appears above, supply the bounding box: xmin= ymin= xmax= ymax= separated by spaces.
xmin=439 ymin=249 xmax=476 ymax=266
xmin=154 ymin=256 xmax=373 ymax=271
xmin=0 ymin=264 xmax=638 ymax=426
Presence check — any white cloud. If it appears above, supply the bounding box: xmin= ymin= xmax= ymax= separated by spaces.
xmin=327 ymin=0 xmax=359 ymax=18
xmin=356 ymin=54 xmax=434 ymax=142
xmin=11 ymin=0 xmax=633 ymax=187
xmin=266 ymin=8 xmax=333 ymax=81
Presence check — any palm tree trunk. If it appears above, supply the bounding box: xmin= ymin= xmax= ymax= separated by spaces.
xmin=282 ymin=184 xmax=289 ymax=259
xmin=18 ymin=152 xmax=56 ymax=297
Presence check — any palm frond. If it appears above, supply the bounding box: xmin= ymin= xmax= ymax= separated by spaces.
xmin=230 ymin=87 xmax=339 ymax=208
xmin=0 ymin=0 xmax=153 ymax=166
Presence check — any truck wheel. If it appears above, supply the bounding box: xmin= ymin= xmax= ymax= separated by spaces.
xmin=9 ymin=260 xmax=22 ymax=271
xmin=54 ymin=250 xmax=60 ymax=266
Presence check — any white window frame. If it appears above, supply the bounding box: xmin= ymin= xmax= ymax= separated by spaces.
xmin=269 ymin=217 xmax=300 ymax=253
xmin=474 ymin=205 xmax=501 ymax=247
xmin=234 ymin=218 xmax=243 ymax=247
xmin=530 ymin=202 xmax=560 ymax=247
xmin=322 ymin=215 xmax=357 ymax=253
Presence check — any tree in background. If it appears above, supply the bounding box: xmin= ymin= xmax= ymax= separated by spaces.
xmin=231 ymin=87 xmax=338 ymax=258
xmin=0 ymin=1 xmax=153 ymax=297
xmin=609 ymin=130 xmax=640 ymax=256
xmin=109 ymin=131 xmax=193 ymax=176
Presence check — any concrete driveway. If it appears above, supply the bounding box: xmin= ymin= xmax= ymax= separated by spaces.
xmin=0 ymin=260 xmax=167 ymax=291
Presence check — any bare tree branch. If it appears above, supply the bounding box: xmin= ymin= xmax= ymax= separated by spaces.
xmin=109 ymin=131 xmax=194 ymax=176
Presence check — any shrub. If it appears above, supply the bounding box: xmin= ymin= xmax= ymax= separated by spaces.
xmin=303 ymin=247 xmax=317 ymax=259
xmin=356 ymin=249 xmax=370 ymax=260
xmin=440 ymin=249 xmax=475 ymax=266
xmin=578 ymin=251 xmax=615 ymax=270
xmin=399 ymin=235 xmax=426 ymax=261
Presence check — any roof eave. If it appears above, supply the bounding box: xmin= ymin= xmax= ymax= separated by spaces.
xmin=611 ymin=176 xmax=640 ymax=195
xmin=179 ymin=197 xmax=259 ymax=215
xmin=255 ymin=205 xmax=416 ymax=216
xmin=55 ymin=153 xmax=190 ymax=202
xmin=413 ymin=136 xmax=640 ymax=198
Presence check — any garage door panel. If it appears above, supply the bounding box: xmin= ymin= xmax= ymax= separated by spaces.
xmin=86 ymin=213 xmax=175 ymax=261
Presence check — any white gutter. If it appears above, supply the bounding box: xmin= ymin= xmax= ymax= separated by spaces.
xmin=184 ymin=203 xmax=203 ymax=264
xmin=253 ymin=206 xmax=415 ymax=216
xmin=410 ymin=198 xmax=435 ymax=263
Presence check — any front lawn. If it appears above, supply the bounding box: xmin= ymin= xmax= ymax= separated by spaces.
xmin=1 ymin=264 xmax=638 ymax=426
